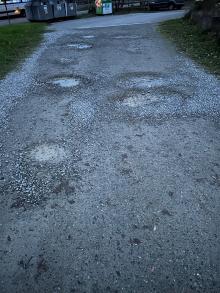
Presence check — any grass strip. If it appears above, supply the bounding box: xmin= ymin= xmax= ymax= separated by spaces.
xmin=0 ymin=22 xmax=46 ymax=79
xmin=159 ymin=18 xmax=220 ymax=76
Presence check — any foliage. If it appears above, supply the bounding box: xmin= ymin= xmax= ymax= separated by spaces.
xmin=193 ymin=0 xmax=219 ymax=10
xmin=159 ymin=18 xmax=220 ymax=76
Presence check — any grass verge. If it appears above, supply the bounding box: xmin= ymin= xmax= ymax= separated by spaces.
xmin=159 ymin=18 xmax=220 ymax=76
xmin=0 ymin=23 xmax=46 ymax=79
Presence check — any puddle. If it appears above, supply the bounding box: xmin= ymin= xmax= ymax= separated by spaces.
xmin=82 ymin=35 xmax=95 ymax=39
xmin=52 ymin=78 xmax=80 ymax=88
xmin=113 ymin=35 xmax=139 ymax=39
xmin=60 ymin=58 xmax=72 ymax=64
xmin=121 ymin=92 xmax=162 ymax=107
xmin=67 ymin=43 xmax=92 ymax=49
xmin=30 ymin=144 xmax=67 ymax=163
xmin=126 ymin=47 xmax=142 ymax=54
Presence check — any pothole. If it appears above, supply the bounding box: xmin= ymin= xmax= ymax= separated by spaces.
xmin=60 ymin=58 xmax=72 ymax=64
xmin=82 ymin=35 xmax=95 ymax=39
xmin=118 ymin=72 xmax=166 ymax=90
xmin=30 ymin=144 xmax=67 ymax=163
xmin=121 ymin=92 xmax=162 ymax=107
xmin=67 ymin=43 xmax=92 ymax=49
xmin=113 ymin=35 xmax=139 ymax=39
xmin=128 ymin=76 xmax=164 ymax=88
xmin=126 ymin=47 xmax=142 ymax=54
xmin=52 ymin=78 xmax=80 ymax=88
xmin=116 ymin=86 xmax=189 ymax=109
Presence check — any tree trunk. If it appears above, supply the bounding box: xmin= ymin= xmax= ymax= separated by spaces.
xmin=4 ymin=1 xmax=11 ymax=25
xmin=202 ymin=0 xmax=216 ymax=11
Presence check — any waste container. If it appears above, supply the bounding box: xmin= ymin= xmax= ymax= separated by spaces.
xmin=53 ymin=0 xmax=66 ymax=18
xmin=66 ymin=0 xmax=77 ymax=17
xmin=25 ymin=0 xmax=77 ymax=21
xmin=25 ymin=0 xmax=54 ymax=21
xmin=96 ymin=0 xmax=112 ymax=15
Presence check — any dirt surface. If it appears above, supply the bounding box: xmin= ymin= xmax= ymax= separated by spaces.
xmin=0 ymin=12 xmax=220 ymax=293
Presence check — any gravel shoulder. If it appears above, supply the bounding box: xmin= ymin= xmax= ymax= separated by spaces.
xmin=0 ymin=13 xmax=220 ymax=293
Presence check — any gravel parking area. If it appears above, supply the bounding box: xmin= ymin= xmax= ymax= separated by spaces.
xmin=0 ymin=12 xmax=219 ymax=293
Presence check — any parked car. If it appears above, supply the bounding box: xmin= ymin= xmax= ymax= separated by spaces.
xmin=0 ymin=0 xmax=28 ymax=17
xmin=148 ymin=0 xmax=184 ymax=10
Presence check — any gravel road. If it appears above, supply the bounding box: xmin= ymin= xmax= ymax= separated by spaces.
xmin=0 ymin=11 xmax=220 ymax=293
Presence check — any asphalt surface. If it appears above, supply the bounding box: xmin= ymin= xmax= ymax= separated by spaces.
xmin=0 ymin=11 xmax=220 ymax=293
xmin=0 ymin=16 xmax=27 ymax=26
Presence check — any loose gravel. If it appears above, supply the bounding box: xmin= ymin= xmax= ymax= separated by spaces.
xmin=0 ymin=16 xmax=219 ymax=293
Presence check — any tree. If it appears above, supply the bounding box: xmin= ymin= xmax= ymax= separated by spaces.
xmin=202 ymin=0 xmax=217 ymax=11
xmin=190 ymin=0 xmax=220 ymax=35
xmin=3 ymin=0 xmax=11 ymax=25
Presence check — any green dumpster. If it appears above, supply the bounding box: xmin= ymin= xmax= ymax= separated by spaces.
xmin=95 ymin=0 xmax=112 ymax=15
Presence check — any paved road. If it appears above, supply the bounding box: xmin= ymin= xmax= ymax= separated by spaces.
xmin=0 ymin=10 xmax=184 ymax=27
xmin=0 ymin=16 xmax=27 ymax=26
xmin=53 ymin=10 xmax=185 ymax=30
xmin=0 ymin=12 xmax=220 ymax=293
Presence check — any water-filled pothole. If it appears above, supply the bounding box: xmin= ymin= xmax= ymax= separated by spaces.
xmin=113 ymin=35 xmax=140 ymax=39
xmin=82 ymin=35 xmax=95 ymax=39
xmin=52 ymin=78 xmax=80 ymax=88
xmin=30 ymin=144 xmax=67 ymax=163
xmin=67 ymin=43 xmax=92 ymax=49
xmin=60 ymin=58 xmax=72 ymax=64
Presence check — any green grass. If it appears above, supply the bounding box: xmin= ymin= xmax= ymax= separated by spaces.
xmin=0 ymin=23 xmax=46 ymax=79
xmin=159 ymin=18 xmax=220 ymax=76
